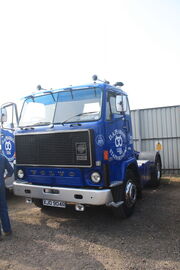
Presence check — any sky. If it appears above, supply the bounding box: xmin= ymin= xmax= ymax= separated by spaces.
xmin=0 ymin=0 xmax=180 ymax=110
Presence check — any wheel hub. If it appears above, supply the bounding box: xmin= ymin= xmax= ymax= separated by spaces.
xmin=125 ymin=180 xmax=137 ymax=208
xmin=156 ymin=162 xmax=161 ymax=180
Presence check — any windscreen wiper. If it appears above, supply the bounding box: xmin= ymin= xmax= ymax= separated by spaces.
xmin=20 ymin=121 xmax=52 ymax=129
xmin=60 ymin=111 xmax=99 ymax=125
xmin=30 ymin=121 xmax=52 ymax=126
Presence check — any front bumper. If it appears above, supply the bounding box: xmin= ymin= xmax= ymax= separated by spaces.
xmin=13 ymin=181 xmax=113 ymax=206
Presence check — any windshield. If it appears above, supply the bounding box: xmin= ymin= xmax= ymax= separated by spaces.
xmin=19 ymin=93 xmax=58 ymax=127
xmin=19 ymin=88 xmax=102 ymax=127
xmin=54 ymin=88 xmax=102 ymax=123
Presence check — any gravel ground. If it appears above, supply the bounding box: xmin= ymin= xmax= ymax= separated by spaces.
xmin=0 ymin=177 xmax=180 ymax=270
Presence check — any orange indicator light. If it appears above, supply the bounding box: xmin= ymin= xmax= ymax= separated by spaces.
xmin=103 ymin=150 xmax=109 ymax=160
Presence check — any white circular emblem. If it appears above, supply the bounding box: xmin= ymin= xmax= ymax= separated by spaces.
xmin=5 ymin=141 xmax=12 ymax=151
xmin=109 ymin=129 xmax=127 ymax=160
xmin=2 ymin=133 xmax=15 ymax=162
xmin=115 ymin=134 xmax=123 ymax=147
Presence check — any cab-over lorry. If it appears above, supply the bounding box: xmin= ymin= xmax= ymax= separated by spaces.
xmin=0 ymin=76 xmax=162 ymax=218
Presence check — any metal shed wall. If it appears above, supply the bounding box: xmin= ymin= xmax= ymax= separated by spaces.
xmin=131 ymin=105 xmax=180 ymax=174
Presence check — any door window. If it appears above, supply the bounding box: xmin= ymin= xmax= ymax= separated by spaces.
xmin=106 ymin=92 xmax=130 ymax=120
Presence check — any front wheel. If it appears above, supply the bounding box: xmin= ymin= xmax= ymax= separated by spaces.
xmin=112 ymin=170 xmax=137 ymax=218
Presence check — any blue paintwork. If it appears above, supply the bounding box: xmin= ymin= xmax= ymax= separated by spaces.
xmin=1 ymin=129 xmax=15 ymax=163
xmin=15 ymin=83 xmax=151 ymax=188
xmin=138 ymin=161 xmax=154 ymax=187
xmin=0 ymin=128 xmax=15 ymax=189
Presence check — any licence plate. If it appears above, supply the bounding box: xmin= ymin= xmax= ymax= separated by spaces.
xmin=43 ymin=199 xmax=66 ymax=208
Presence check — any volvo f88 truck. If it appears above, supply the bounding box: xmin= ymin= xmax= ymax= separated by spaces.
xmin=0 ymin=76 xmax=162 ymax=218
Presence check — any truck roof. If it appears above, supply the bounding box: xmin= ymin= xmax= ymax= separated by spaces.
xmin=25 ymin=83 xmax=127 ymax=99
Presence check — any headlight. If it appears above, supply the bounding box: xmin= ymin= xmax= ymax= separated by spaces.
xmin=17 ymin=169 xmax=24 ymax=179
xmin=91 ymin=172 xmax=101 ymax=183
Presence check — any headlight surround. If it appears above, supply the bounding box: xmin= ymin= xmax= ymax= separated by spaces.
xmin=91 ymin=172 xmax=101 ymax=183
xmin=17 ymin=169 xmax=24 ymax=179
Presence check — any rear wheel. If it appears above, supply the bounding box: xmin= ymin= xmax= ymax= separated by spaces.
xmin=112 ymin=170 xmax=137 ymax=218
xmin=149 ymin=155 xmax=162 ymax=187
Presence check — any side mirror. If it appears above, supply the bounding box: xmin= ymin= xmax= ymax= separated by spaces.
xmin=116 ymin=95 xmax=128 ymax=113
xmin=0 ymin=108 xmax=7 ymax=123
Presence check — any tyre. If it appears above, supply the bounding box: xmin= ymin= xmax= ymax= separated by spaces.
xmin=112 ymin=170 xmax=137 ymax=218
xmin=149 ymin=155 xmax=162 ymax=187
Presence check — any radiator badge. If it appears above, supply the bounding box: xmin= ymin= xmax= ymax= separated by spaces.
xmin=95 ymin=135 xmax=105 ymax=147
xmin=76 ymin=142 xmax=87 ymax=160
xmin=109 ymin=129 xmax=127 ymax=160
xmin=69 ymin=171 xmax=75 ymax=177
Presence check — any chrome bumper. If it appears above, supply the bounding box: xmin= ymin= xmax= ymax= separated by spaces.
xmin=13 ymin=181 xmax=113 ymax=206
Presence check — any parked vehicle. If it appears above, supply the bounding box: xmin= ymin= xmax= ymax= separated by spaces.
xmin=0 ymin=77 xmax=162 ymax=217
xmin=0 ymin=103 xmax=17 ymax=190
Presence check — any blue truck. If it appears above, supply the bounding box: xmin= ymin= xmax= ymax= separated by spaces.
xmin=0 ymin=103 xmax=17 ymax=190
xmin=0 ymin=76 xmax=162 ymax=218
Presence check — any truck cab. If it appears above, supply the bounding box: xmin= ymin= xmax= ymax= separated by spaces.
xmin=0 ymin=103 xmax=18 ymax=190
xmin=0 ymin=79 xmax=161 ymax=217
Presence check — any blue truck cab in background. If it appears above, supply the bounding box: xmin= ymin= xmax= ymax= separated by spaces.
xmin=0 ymin=78 xmax=162 ymax=218
xmin=0 ymin=103 xmax=17 ymax=190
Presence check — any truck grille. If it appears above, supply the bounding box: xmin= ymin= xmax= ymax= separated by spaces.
xmin=15 ymin=130 xmax=93 ymax=167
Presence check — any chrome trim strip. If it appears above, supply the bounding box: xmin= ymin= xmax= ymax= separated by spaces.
xmin=16 ymin=164 xmax=92 ymax=168
xmin=15 ymin=129 xmax=91 ymax=136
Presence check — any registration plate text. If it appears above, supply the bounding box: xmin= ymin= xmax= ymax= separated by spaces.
xmin=43 ymin=199 xmax=66 ymax=208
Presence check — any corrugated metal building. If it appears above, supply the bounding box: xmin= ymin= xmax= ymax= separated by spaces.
xmin=131 ymin=105 xmax=180 ymax=174
xmin=0 ymin=105 xmax=179 ymax=174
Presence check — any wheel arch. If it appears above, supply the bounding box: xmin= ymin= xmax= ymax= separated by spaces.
xmin=126 ymin=162 xmax=142 ymax=193
xmin=138 ymin=151 xmax=162 ymax=177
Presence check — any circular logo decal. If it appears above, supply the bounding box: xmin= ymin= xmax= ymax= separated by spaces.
xmin=109 ymin=129 xmax=127 ymax=160
xmin=96 ymin=135 xmax=105 ymax=147
xmin=2 ymin=132 xmax=15 ymax=162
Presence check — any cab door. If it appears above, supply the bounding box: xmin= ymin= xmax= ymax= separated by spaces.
xmin=105 ymin=91 xmax=133 ymax=183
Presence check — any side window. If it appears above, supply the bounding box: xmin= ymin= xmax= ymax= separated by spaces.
xmin=106 ymin=93 xmax=120 ymax=120
xmin=106 ymin=92 xmax=130 ymax=120
xmin=110 ymin=95 xmax=117 ymax=114
xmin=123 ymin=96 xmax=130 ymax=115
xmin=106 ymin=99 xmax=111 ymax=120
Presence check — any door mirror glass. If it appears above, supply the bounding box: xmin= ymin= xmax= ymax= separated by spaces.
xmin=116 ymin=95 xmax=127 ymax=113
